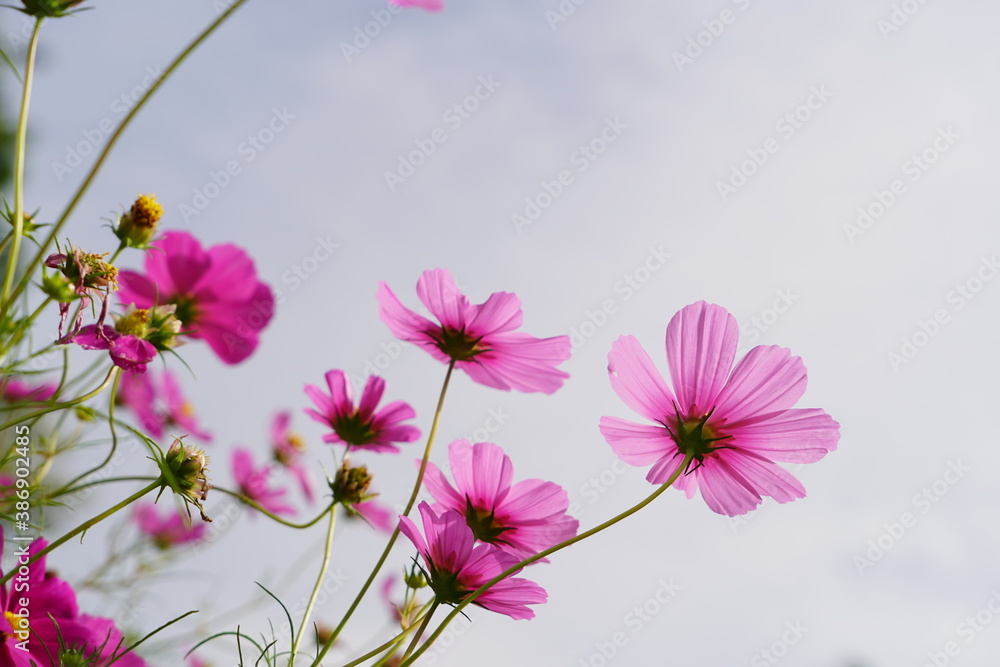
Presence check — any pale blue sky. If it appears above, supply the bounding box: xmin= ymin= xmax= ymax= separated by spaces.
xmin=7 ymin=1 xmax=1000 ymax=665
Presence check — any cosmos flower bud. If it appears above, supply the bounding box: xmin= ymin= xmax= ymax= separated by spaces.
xmin=20 ymin=0 xmax=86 ymax=17
xmin=115 ymin=194 xmax=163 ymax=248
xmin=160 ymin=438 xmax=212 ymax=521
xmin=331 ymin=460 xmax=373 ymax=506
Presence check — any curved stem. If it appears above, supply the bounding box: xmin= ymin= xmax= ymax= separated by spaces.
xmin=5 ymin=0 xmax=254 ymax=309
xmin=0 ymin=480 xmax=159 ymax=586
xmin=289 ymin=505 xmax=338 ymax=667
xmin=211 ymin=487 xmax=335 ymax=530
xmin=337 ymin=602 xmax=433 ymax=667
xmin=312 ymin=361 xmax=456 ymax=667
xmin=399 ymin=453 xmax=695 ymax=667
xmin=0 ymin=17 xmax=42 ymax=314
xmin=57 ymin=368 xmax=122 ymax=491
xmin=400 ymin=601 xmax=437 ymax=662
xmin=0 ymin=365 xmax=114 ymax=431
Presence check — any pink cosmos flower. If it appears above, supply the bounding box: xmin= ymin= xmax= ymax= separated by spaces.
xmin=271 ymin=411 xmax=315 ymax=503
xmin=304 ymin=370 xmax=419 ymax=453
xmin=1 ymin=532 xmax=146 ymax=666
xmin=132 ymin=503 xmax=206 ymax=548
xmin=352 ymin=498 xmax=395 ymax=533
xmin=423 ymin=439 xmax=578 ymax=559
xmin=231 ymin=447 xmax=295 ymax=517
xmin=377 ymin=269 xmax=571 ymax=394
xmin=390 ymin=0 xmax=442 ymax=10
xmin=118 ymin=231 xmax=274 ymax=364
xmin=599 ymin=301 xmax=840 ymax=517
xmin=0 ymin=378 xmax=57 ymax=403
xmin=119 ymin=371 xmax=212 ymax=441
xmin=399 ymin=503 xmax=547 ymax=620
xmin=72 ymin=324 xmax=156 ymax=374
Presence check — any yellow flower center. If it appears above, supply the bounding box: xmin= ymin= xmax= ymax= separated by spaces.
xmin=2 ymin=610 xmax=29 ymax=640
xmin=131 ymin=194 xmax=163 ymax=228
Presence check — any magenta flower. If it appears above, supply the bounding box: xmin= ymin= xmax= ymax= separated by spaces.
xmin=118 ymin=231 xmax=274 ymax=364
xmin=119 ymin=371 xmax=212 ymax=441
xmin=377 ymin=269 xmax=571 ymax=394
xmin=1 ymin=532 xmax=146 ymax=666
xmin=232 ymin=447 xmax=295 ymax=517
xmin=423 ymin=439 xmax=578 ymax=559
xmin=599 ymin=301 xmax=840 ymax=517
xmin=304 ymin=370 xmax=419 ymax=453
xmin=399 ymin=503 xmax=547 ymax=620
xmin=72 ymin=324 xmax=156 ymax=374
xmin=353 ymin=498 xmax=395 ymax=533
xmin=0 ymin=378 xmax=56 ymax=403
xmin=271 ymin=411 xmax=315 ymax=503
xmin=132 ymin=503 xmax=206 ymax=548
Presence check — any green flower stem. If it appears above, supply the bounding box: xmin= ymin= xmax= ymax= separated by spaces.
xmin=311 ymin=360 xmax=456 ymax=667
xmin=0 ymin=17 xmax=42 ymax=315
xmin=398 ymin=453 xmax=696 ymax=667
xmin=337 ymin=602 xmax=434 ymax=667
xmin=4 ymin=0 xmax=254 ymax=310
xmin=211 ymin=487 xmax=336 ymax=530
xmin=0 ymin=365 xmax=114 ymax=432
xmin=289 ymin=505 xmax=338 ymax=667
xmin=0 ymin=479 xmax=159 ymax=586
xmin=400 ymin=600 xmax=438 ymax=663
xmin=57 ymin=368 xmax=122 ymax=492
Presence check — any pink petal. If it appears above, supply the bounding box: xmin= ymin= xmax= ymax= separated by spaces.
xmin=416 ymin=268 xmax=469 ymax=330
xmin=599 ymin=416 xmax=675 ymax=467
xmin=376 ymin=282 xmax=440 ymax=343
xmin=422 ymin=461 xmax=466 ymax=511
xmin=666 ymin=301 xmax=739 ymax=414
xmin=728 ymin=408 xmax=840 ymax=462
xmin=461 ymin=333 xmax=571 ymax=394
xmin=468 ymin=291 xmax=523 ymax=335
xmin=324 ymin=369 xmax=353 ymax=416
xmin=390 ymin=0 xmax=443 ymax=10
xmin=713 ymin=345 xmax=807 ymax=423
xmin=149 ymin=232 xmax=210 ymax=296
xmin=117 ymin=270 xmax=160 ymax=309
xmin=72 ymin=325 xmax=116 ymax=350
xmin=693 ymin=460 xmax=763 ymax=516
xmin=607 ymin=335 xmax=676 ymax=421
xmin=357 ymin=375 xmax=386 ymax=421
xmin=715 ymin=449 xmax=806 ymax=505
xmin=450 ymin=440 xmax=513 ymax=509
xmin=198 ymin=243 xmax=260 ymax=302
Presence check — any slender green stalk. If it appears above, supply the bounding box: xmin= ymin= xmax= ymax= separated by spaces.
xmin=57 ymin=368 xmax=122 ymax=492
xmin=0 ymin=365 xmax=114 ymax=432
xmin=398 ymin=453 xmax=696 ymax=667
xmin=311 ymin=361 xmax=456 ymax=667
xmin=211 ymin=487 xmax=336 ymax=530
xmin=289 ymin=506 xmax=338 ymax=667
xmin=0 ymin=17 xmax=42 ymax=312
xmin=3 ymin=0 xmax=255 ymax=312
xmin=0 ymin=480 xmax=159 ymax=586
xmin=337 ymin=602 xmax=434 ymax=667
xmin=399 ymin=601 xmax=437 ymax=662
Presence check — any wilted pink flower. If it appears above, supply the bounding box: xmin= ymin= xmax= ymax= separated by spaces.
xmin=232 ymin=448 xmax=295 ymax=517
xmin=377 ymin=269 xmax=571 ymax=394
xmin=119 ymin=371 xmax=212 ymax=441
xmin=424 ymin=439 xmax=578 ymax=559
xmin=118 ymin=231 xmax=274 ymax=364
xmin=390 ymin=0 xmax=442 ymax=10
xmin=1 ymin=530 xmax=146 ymax=666
xmin=133 ymin=503 xmax=206 ymax=548
xmin=599 ymin=301 xmax=840 ymax=516
xmin=399 ymin=503 xmax=546 ymax=620
xmin=304 ymin=370 xmax=419 ymax=453
xmin=72 ymin=324 xmax=156 ymax=374
xmin=271 ymin=411 xmax=315 ymax=503
xmin=0 ymin=378 xmax=57 ymax=403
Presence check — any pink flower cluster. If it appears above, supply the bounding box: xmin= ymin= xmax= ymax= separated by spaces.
xmin=1 ymin=533 xmax=147 ymax=666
